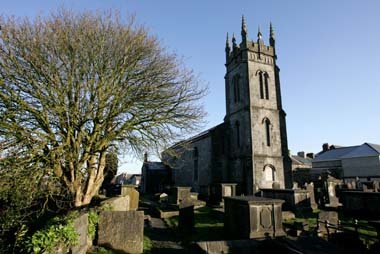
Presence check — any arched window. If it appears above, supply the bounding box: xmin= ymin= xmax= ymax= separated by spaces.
xmin=193 ymin=147 xmax=198 ymax=181
xmin=259 ymin=72 xmax=264 ymax=99
xmin=263 ymin=118 xmax=271 ymax=147
xmin=233 ymin=75 xmax=240 ymax=103
xmin=235 ymin=121 xmax=240 ymax=147
xmin=263 ymin=164 xmax=276 ymax=181
xmin=264 ymin=73 xmax=269 ymax=100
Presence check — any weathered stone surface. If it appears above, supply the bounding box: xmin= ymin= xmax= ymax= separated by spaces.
xmin=325 ymin=179 xmax=341 ymax=207
xmin=101 ymin=196 xmax=130 ymax=211
xmin=98 ymin=211 xmax=144 ymax=254
xmin=339 ymin=190 xmax=380 ymax=216
xmin=170 ymin=186 xmax=191 ymax=205
xmin=306 ymin=183 xmax=318 ymax=209
xmin=71 ymin=213 xmax=90 ymax=254
xmin=318 ymin=211 xmax=338 ymax=234
xmin=224 ymin=196 xmax=285 ymax=239
xmin=121 ymin=185 xmax=139 ymax=211
xmin=261 ymin=188 xmax=312 ymax=212
xmin=282 ymin=211 xmax=295 ymax=221
xmin=210 ymin=183 xmax=237 ymax=205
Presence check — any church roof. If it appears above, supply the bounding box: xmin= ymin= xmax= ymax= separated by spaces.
xmin=169 ymin=123 xmax=225 ymax=149
xmin=144 ymin=161 xmax=167 ymax=171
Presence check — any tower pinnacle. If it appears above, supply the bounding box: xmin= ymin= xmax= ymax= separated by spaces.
xmin=225 ymin=32 xmax=230 ymax=50
xmin=225 ymin=33 xmax=231 ymax=61
xmin=270 ymin=22 xmax=275 ymax=40
xmin=232 ymin=33 xmax=237 ymax=49
xmin=257 ymin=26 xmax=263 ymax=41
xmin=241 ymin=15 xmax=248 ymax=40
xmin=269 ymin=22 xmax=276 ymax=58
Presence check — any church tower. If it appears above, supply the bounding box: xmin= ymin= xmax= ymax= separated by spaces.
xmin=224 ymin=17 xmax=292 ymax=194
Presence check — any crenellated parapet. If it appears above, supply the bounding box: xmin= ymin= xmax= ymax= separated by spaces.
xmin=225 ymin=17 xmax=276 ymax=67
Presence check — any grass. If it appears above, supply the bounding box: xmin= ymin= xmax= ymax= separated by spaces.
xmin=143 ymin=235 xmax=153 ymax=254
xmin=164 ymin=206 xmax=225 ymax=243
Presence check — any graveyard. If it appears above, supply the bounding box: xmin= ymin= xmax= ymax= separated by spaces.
xmin=1 ymin=3 xmax=379 ymax=254
xmin=60 ymin=178 xmax=380 ymax=254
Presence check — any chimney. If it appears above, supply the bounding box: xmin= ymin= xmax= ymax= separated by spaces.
xmin=306 ymin=153 xmax=315 ymax=159
xmin=322 ymin=143 xmax=329 ymax=152
xmin=297 ymin=151 xmax=306 ymax=158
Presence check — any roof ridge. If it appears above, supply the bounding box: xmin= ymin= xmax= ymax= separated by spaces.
xmin=365 ymin=143 xmax=380 ymax=154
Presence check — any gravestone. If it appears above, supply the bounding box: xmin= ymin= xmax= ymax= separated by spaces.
xmin=121 ymin=185 xmax=139 ymax=210
xmin=306 ymin=183 xmax=318 ymax=210
xmin=178 ymin=200 xmax=195 ymax=234
xmin=71 ymin=213 xmax=90 ymax=254
xmin=325 ymin=177 xmax=342 ymax=207
xmin=100 ymin=196 xmax=130 ymax=211
xmin=210 ymin=183 xmax=237 ymax=205
xmin=224 ymin=196 xmax=285 ymax=239
xmin=374 ymin=181 xmax=380 ymax=192
xmin=318 ymin=211 xmax=338 ymax=235
xmin=170 ymin=186 xmax=191 ymax=205
xmin=272 ymin=182 xmax=281 ymax=189
xmin=98 ymin=211 xmax=144 ymax=254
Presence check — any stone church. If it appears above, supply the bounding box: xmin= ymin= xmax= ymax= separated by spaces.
xmin=162 ymin=17 xmax=292 ymax=196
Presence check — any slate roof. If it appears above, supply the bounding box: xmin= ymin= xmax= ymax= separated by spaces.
xmin=144 ymin=161 xmax=167 ymax=171
xmin=341 ymin=143 xmax=380 ymax=158
xmin=313 ymin=146 xmax=359 ymax=162
xmin=169 ymin=123 xmax=225 ymax=149
xmin=313 ymin=143 xmax=380 ymax=162
xmin=368 ymin=143 xmax=380 ymax=153
xmin=291 ymin=155 xmax=312 ymax=166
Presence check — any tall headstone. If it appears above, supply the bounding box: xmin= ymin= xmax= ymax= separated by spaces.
xmin=306 ymin=183 xmax=317 ymax=210
xmin=71 ymin=213 xmax=90 ymax=254
xmin=178 ymin=200 xmax=195 ymax=235
xmin=121 ymin=185 xmax=140 ymax=210
xmin=98 ymin=211 xmax=144 ymax=254
xmin=318 ymin=211 xmax=338 ymax=235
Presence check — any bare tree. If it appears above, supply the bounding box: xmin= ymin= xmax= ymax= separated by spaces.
xmin=0 ymin=10 xmax=206 ymax=207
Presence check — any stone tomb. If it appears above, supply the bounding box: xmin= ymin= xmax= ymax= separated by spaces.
xmin=98 ymin=211 xmax=144 ymax=254
xmin=224 ymin=196 xmax=285 ymax=239
xmin=121 ymin=185 xmax=140 ymax=211
xmin=260 ymin=188 xmax=312 ymax=212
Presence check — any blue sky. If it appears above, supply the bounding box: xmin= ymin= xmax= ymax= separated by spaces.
xmin=2 ymin=0 xmax=380 ymax=173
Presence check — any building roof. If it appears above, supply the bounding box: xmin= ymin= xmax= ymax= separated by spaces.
xmin=144 ymin=161 xmax=167 ymax=171
xmin=168 ymin=123 xmax=225 ymax=150
xmin=368 ymin=143 xmax=380 ymax=153
xmin=313 ymin=146 xmax=359 ymax=162
xmin=340 ymin=143 xmax=380 ymax=158
xmin=291 ymin=155 xmax=312 ymax=166
xmin=313 ymin=142 xmax=380 ymax=162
